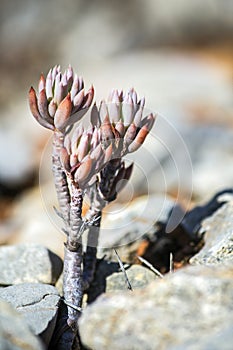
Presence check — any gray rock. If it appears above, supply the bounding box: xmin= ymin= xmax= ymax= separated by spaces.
xmin=106 ymin=264 xmax=157 ymax=292
xmin=190 ymin=198 xmax=233 ymax=265
xmin=0 ymin=299 xmax=44 ymax=350
xmin=0 ymin=243 xmax=63 ymax=285
xmin=96 ymin=194 xmax=185 ymax=263
xmin=79 ymin=265 xmax=233 ymax=350
xmin=0 ymin=283 xmax=60 ymax=346
xmin=184 ymin=127 xmax=233 ymax=199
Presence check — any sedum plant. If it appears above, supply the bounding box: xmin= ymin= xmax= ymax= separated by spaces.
xmin=29 ymin=65 xmax=155 ymax=349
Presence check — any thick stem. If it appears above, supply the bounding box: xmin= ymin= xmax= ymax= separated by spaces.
xmin=64 ymin=184 xmax=83 ymax=331
xmin=52 ymin=130 xmax=70 ymax=225
xmin=63 ymin=244 xmax=83 ymax=332
xmin=83 ymin=184 xmax=106 ymax=290
xmin=83 ymin=211 xmax=102 ymax=291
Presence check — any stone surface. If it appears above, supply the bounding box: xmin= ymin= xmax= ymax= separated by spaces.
xmin=7 ymin=186 xmax=66 ymax=259
xmin=106 ymin=264 xmax=157 ymax=293
xmin=0 ymin=283 xmax=60 ymax=346
xmin=0 ymin=299 xmax=44 ymax=350
xmin=190 ymin=196 xmax=233 ymax=266
xmin=79 ymin=265 xmax=233 ymax=350
xmin=0 ymin=243 xmax=63 ymax=285
xmin=96 ymin=194 xmax=185 ymax=263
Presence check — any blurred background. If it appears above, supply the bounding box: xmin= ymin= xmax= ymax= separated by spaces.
xmin=0 ymin=0 xmax=232 ymax=256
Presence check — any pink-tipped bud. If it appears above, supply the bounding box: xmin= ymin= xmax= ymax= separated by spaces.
xmin=129 ymin=88 xmax=137 ymax=105
xmin=77 ymin=133 xmax=89 ymax=162
xmin=115 ymin=120 xmax=125 ymax=137
xmin=108 ymin=90 xmax=120 ymax=123
xmin=128 ymin=126 xmax=149 ymax=153
xmin=73 ymin=88 xmax=84 ymax=108
xmin=104 ymin=143 xmax=113 ymax=163
xmin=66 ymin=65 xmax=74 ymax=83
xmin=48 ymin=99 xmax=57 ymax=118
xmin=90 ymin=143 xmax=103 ymax=162
xmin=124 ymin=123 xmax=137 ymax=145
xmin=38 ymin=74 xmax=46 ymax=93
xmin=140 ymin=113 xmax=155 ymax=131
xmin=70 ymin=74 xmax=80 ymax=101
xmin=74 ymin=156 xmax=93 ymax=184
xmin=64 ymin=135 xmax=72 ymax=154
xmin=83 ymin=85 xmax=94 ymax=109
xmin=91 ymin=126 xmax=100 ymax=149
xmin=45 ymin=69 xmax=53 ymax=100
xmin=122 ymin=95 xmax=134 ymax=125
xmin=78 ymin=76 xmax=84 ymax=90
xmin=54 ymin=73 xmax=63 ymax=104
xmin=60 ymin=147 xmax=71 ymax=172
xmin=70 ymin=153 xmax=78 ymax=167
xmin=38 ymin=89 xmax=53 ymax=123
xmin=99 ymin=100 xmax=108 ymax=122
xmin=101 ymin=114 xmax=115 ymax=141
xmin=71 ymin=125 xmax=84 ymax=153
xmin=28 ymin=87 xmax=54 ymax=130
xmin=61 ymin=72 xmax=68 ymax=87
xmin=54 ymin=93 xmax=72 ymax=131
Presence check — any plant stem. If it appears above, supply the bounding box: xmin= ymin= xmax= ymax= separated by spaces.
xmin=52 ymin=130 xmax=70 ymax=225
xmin=64 ymin=184 xmax=83 ymax=329
xmin=83 ymin=183 xmax=106 ymax=291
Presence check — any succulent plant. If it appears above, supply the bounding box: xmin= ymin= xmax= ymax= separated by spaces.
xmin=28 ymin=66 xmax=156 ymax=350
xmin=60 ymin=126 xmax=112 ymax=189
xmin=29 ymin=65 xmax=94 ymax=132
xmin=90 ymin=89 xmax=155 ymax=202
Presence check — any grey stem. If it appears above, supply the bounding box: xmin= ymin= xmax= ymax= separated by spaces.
xmin=83 ymin=211 xmax=102 ymax=291
xmin=52 ymin=130 xmax=70 ymax=226
xmin=83 ymin=183 xmax=106 ymax=291
xmin=64 ymin=184 xmax=83 ymax=330
xmin=58 ymin=184 xmax=84 ymax=349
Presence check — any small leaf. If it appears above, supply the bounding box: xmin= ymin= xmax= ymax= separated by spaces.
xmin=74 ymin=156 xmax=93 ymax=184
xmin=54 ymin=93 xmax=72 ymax=131
xmin=28 ymin=87 xmax=54 ymax=130
xmin=60 ymin=147 xmax=71 ymax=172
xmin=128 ymin=126 xmax=148 ymax=153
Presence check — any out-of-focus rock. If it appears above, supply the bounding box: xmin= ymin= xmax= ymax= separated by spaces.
xmin=79 ymin=265 xmax=233 ymax=350
xmin=7 ymin=186 xmax=65 ymax=259
xmin=0 ymin=243 xmax=63 ymax=285
xmin=0 ymin=299 xmax=44 ymax=350
xmin=106 ymin=264 xmax=157 ymax=292
xmin=96 ymin=194 xmax=185 ymax=263
xmin=0 ymin=283 xmax=60 ymax=346
xmin=190 ymin=195 xmax=233 ymax=265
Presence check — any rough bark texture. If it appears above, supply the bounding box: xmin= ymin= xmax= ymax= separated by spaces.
xmin=52 ymin=130 xmax=70 ymax=225
xmin=83 ymin=184 xmax=106 ymax=291
xmin=63 ymin=245 xmax=83 ymax=332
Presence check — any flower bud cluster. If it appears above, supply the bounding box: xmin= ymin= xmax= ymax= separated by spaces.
xmin=60 ymin=126 xmax=113 ymax=189
xmin=29 ymin=65 xmax=94 ymax=131
xmin=91 ymin=88 xmax=155 ymax=157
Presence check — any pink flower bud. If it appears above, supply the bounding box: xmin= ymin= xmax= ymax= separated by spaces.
xmin=60 ymin=147 xmax=71 ymax=172
xmin=38 ymin=74 xmax=46 ymax=93
xmin=54 ymin=93 xmax=72 ymax=131
xmin=74 ymin=156 xmax=93 ymax=184
xmin=28 ymin=87 xmax=54 ymax=130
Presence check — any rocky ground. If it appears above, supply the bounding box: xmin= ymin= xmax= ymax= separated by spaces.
xmin=0 ymin=1 xmax=233 ymax=349
xmin=0 ymin=190 xmax=233 ymax=349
